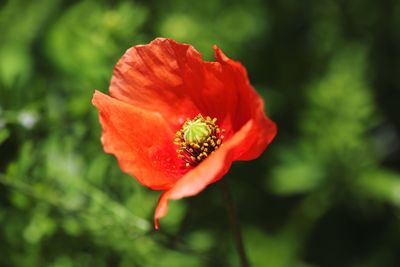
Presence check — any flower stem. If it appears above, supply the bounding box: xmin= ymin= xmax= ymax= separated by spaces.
xmin=219 ymin=180 xmax=250 ymax=267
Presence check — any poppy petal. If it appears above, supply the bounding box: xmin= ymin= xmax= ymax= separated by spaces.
xmin=109 ymin=38 xmax=246 ymax=132
xmin=213 ymin=46 xmax=277 ymax=160
xmin=231 ymin=98 xmax=277 ymax=161
xmin=92 ymin=90 xmax=184 ymax=190
xmin=93 ymin=39 xmax=277 ymax=229
xmin=154 ymin=119 xmax=255 ymax=229
xmin=109 ymin=38 xmax=199 ymax=129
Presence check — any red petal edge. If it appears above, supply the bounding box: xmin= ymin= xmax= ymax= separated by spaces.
xmin=213 ymin=45 xmax=277 ymax=160
xmin=154 ymin=114 xmax=276 ymax=229
xmin=92 ymin=90 xmax=184 ymax=190
xmin=154 ymin=119 xmax=254 ymax=229
xmin=92 ymin=38 xmax=277 ymax=229
xmin=153 ymin=44 xmax=277 ymax=229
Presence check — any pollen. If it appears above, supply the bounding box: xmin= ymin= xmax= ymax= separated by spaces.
xmin=174 ymin=114 xmax=225 ymax=167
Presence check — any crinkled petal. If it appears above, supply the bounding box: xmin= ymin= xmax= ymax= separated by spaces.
xmin=92 ymin=90 xmax=184 ymax=190
xmin=154 ymin=119 xmax=255 ymax=229
xmin=146 ymin=43 xmax=277 ymax=228
xmin=94 ymin=39 xmax=277 ymax=229
xmin=213 ymin=46 xmax=277 ymax=160
xmin=109 ymin=38 xmax=198 ymax=129
xmin=109 ymin=38 xmax=245 ymax=132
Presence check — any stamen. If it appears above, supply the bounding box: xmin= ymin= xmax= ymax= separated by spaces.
xmin=174 ymin=114 xmax=225 ymax=168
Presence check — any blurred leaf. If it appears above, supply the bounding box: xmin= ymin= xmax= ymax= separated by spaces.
xmin=158 ymin=1 xmax=268 ymax=58
xmin=0 ymin=128 xmax=10 ymax=145
xmin=358 ymin=170 xmax=400 ymax=206
xmin=269 ymin=145 xmax=324 ymax=194
xmin=0 ymin=0 xmax=59 ymax=88
xmin=270 ymin=44 xmax=379 ymax=196
xmin=23 ymin=204 xmax=56 ymax=244
xmin=45 ymin=1 xmax=147 ymax=82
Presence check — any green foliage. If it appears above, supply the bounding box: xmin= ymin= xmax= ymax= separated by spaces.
xmin=270 ymin=45 xmax=377 ymax=195
xmin=1 ymin=0 xmax=400 ymax=266
xmin=156 ymin=0 xmax=267 ymax=58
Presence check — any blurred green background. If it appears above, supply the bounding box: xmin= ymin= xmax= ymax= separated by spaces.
xmin=1 ymin=0 xmax=400 ymax=266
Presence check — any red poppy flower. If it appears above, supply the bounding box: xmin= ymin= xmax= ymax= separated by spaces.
xmin=92 ymin=38 xmax=277 ymax=229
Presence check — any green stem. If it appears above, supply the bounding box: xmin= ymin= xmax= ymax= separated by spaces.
xmin=219 ymin=180 xmax=250 ymax=267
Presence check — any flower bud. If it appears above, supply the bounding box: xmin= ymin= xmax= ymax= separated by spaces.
xmin=183 ymin=117 xmax=211 ymax=144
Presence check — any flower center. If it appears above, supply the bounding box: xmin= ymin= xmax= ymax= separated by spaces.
xmin=174 ymin=114 xmax=225 ymax=167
